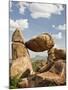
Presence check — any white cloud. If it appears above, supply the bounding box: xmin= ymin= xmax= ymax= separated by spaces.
xmin=28 ymin=3 xmax=64 ymax=19
xmin=52 ymin=24 xmax=66 ymax=30
xmin=52 ymin=25 xmax=55 ymax=28
xmin=18 ymin=2 xmax=29 ymax=14
xmin=52 ymin=32 xmax=62 ymax=39
xmin=10 ymin=19 xmax=28 ymax=31
xmin=17 ymin=2 xmax=64 ymax=19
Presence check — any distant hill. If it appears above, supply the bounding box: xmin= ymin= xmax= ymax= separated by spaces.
xmin=31 ymin=55 xmax=47 ymax=61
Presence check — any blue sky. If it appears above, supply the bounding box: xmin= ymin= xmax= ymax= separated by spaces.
xmin=10 ymin=1 xmax=66 ymax=58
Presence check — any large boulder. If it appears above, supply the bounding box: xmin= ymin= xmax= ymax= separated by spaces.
xmin=25 ymin=33 xmax=54 ymax=52
xmin=39 ymin=48 xmax=66 ymax=73
xmin=10 ymin=29 xmax=34 ymax=79
xmin=49 ymin=60 xmax=66 ymax=75
xmin=48 ymin=48 xmax=66 ymax=63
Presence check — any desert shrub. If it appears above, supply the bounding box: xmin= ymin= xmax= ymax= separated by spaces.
xmin=9 ymin=75 xmax=21 ymax=89
xmin=32 ymin=60 xmax=45 ymax=72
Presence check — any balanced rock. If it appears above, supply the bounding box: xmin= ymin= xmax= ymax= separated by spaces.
xmin=25 ymin=33 xmax=54 ymax=52
xmin=11 ymin=29 xmax=34 ymax=79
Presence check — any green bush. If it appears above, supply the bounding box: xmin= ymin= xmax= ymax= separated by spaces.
xmin=9 ymin=75 xmax=21 ymax=89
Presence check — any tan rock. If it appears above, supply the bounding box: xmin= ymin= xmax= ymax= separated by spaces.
xmin=12 ymin=28 xmax=24 ymax=43
xmin=49 ymin=60 xmax=66 ymax=85
xmin=18 ymin=67 xmax=65 ymax=88
xmin=37 ymin=71 xmax=65 ymax=85
xmin=48 ymin=48 xmax=66 ymax=63
xmin=18 ymin=59 xmax=66 ymax=87
xmin=12 ymin=42 xmax=28 ymax=60
xmin=11 ymin=29 xmax=34 ymax=79
xmin=39 ymin=48 xmax=66 ymax=73
xmin=18 ymin=78 xmax=29 ymax=88
xmin=11 ymin=56 xmax=33 ymax=79
xmin=38 ymin=62 xmax=53 ymax=73
xmin=25 ymin=33 xmax=54 ymax=52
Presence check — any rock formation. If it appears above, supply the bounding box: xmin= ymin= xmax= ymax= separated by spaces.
xmin=25 ymin=33 xmax=54 ymax=52
xmin=18 ymin=58 xmax=66 ymax=87
xmin=38 ymin=48 xmax=66 ymax=73
xmin=49 ymin=60 xmax=66 ymax=75
xmin=10 ymin=29 xmax=34 ymax=79
xmin=48 ymin=48 xmax=66 ymax=63
xmin=10 ymin=30 xmax=66 ymax=88
xmin=18 ymin=60 xmax=65 ymax=87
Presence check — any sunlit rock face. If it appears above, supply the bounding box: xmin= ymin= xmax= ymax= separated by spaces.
xmin=11 ymin=29 xmax=34 ymax=79
xmin=25 ymin=33 xmax=54 ymax=52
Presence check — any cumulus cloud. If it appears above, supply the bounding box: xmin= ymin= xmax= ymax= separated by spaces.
xmin=28 ymin=3 xmax=64 ymax=19
xmin=52 ymin=24 xmax=66 ymax=30
xmin=17 ymin=2 xmax=64 ymax=19
xmin=18 ymin=2 xmax=29 ymax=14
xmin=10 ymin=19 xmax=28 ymax=31
xmin=52 ymin=32 xmax=62 ymax=39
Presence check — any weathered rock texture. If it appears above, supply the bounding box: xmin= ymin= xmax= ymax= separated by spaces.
xmin=38 ymin=48 xmax=66 ymax=73
xmin=49 ymin=60 xmax=65 ymax=75
xmin=10 ymin=29 xmax=34 ymax=78
xmin=48 ymin=48 xmax=66 ymax=63
xmin=18 ymin=59 xmax=66 ymax=87
xmin=18 ymin=58 xmax=66 ymax=88
xmin=25 ymin=33 xmax=54 ymax=52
